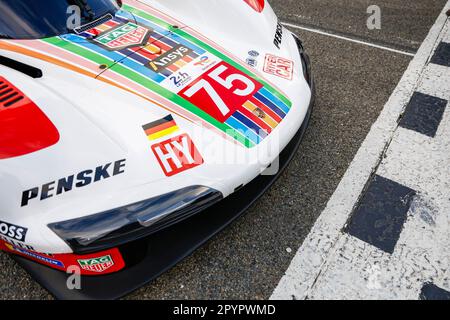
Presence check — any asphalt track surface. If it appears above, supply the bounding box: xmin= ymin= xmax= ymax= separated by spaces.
xmin=0 ymin=0 xmax=446 ymax=299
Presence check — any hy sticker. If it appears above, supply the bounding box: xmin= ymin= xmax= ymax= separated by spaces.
xmin=151 ymin=133 xmax=204 ymax=177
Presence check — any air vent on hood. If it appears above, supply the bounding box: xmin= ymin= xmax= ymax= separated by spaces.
xmin=0 ymin=55 xmax=43 ymax=78
xmin=0 ymin=77 xmax=59 ymax=159
xmin=74 ymin=13 xmax=114 ymax=34
xmin=0 ymin=79 xmax=24 ymax=108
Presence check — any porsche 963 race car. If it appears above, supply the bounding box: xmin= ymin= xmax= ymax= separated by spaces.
xmin=0 ymin=0 xmax=314 ymax=299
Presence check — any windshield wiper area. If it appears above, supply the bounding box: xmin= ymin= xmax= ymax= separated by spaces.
xmin=0 ymin=34 xmax=12 ymax=39
xmin=73 ymin=13 xmax=114 ymax=35
xmin=72 ymin=0 xmax=96 ymax=20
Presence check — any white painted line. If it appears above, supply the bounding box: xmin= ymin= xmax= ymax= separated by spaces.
xmin=282 ymin=22 xmax=416 ymax=57
xmin=272 ymin=1 xmax=450 ymax=300
xmin=307 ymin=73 xmax=450 ymax=299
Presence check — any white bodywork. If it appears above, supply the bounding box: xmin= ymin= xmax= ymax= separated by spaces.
xmin=0 ymin=0 xmax=312 ymax=253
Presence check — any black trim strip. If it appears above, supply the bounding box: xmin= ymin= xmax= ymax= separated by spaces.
xmin=0 ymin=55 xmax=43 ymax=78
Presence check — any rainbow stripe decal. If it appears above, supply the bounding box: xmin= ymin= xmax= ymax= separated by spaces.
xmin=0 ymin=0 xmax=292 ymax=148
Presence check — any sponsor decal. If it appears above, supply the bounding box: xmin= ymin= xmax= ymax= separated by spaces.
xmin=143 ymin=115 xmax=179 ymax=141
xmin=248 ymin=50 xmax=260 ymax=58
xmin=263 ymin=54 xmax=294 ymax=80
xmin=0 ymin=220 xmax=27 ymax=242
xmin=77 ymin=255 xmax=115 ymax=273
xmin=0 ymin=235 xmax=34 ymax=251
xmin=148 ymin=44 xmax=194 ymax=73
xmin=1 ymin=240 xmax=125 ymax=275
xmin=246 ymin=50 xmax=260 ymax=68
xmin=179 ymin=61 xmax=262 ymax=123
xmin=194 ymin=55 xmax=214 ymax=68
xmin=21 ymin=159 xmax=127 ymax=207
xmin=246 ymin=58 xmax=258 ymax=68
xmin=159 ymin=53 xmax=220 ymax=93
xmin=93 ymin=22 xmax=151 ymax=51
xmin=5 ymin=243 xmax=64 ymax=268
xmin=151 ymin=133 xmax=204 ymax=177
xmin=273 ymin=22 xmax=283 ymax=49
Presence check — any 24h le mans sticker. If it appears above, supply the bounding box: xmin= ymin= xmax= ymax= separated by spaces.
xmin=77 ymin=255 xmax=115 ymax=273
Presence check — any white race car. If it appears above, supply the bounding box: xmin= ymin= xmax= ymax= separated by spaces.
xmin=0 ymin=0 xmax=313 ymax=299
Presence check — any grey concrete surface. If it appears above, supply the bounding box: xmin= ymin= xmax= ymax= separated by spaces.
xmin=0 ymin=0 xmax=445 ymax=300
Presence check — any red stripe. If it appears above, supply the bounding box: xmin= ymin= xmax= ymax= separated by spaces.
xmin=183 ymin=56 xmax=193 ymax=63
xmin=239 ymin=106 xmax=272 ymax=134
xmin=85 ymin=28 xmax=100 ymax=36
xmin=167 ymin=64 xmax=179 ymax=72
xmin=250 ymin=97 xmax=282 ymax=123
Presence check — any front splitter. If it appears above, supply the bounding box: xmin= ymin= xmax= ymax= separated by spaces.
xmin=13 ymin=90 xmax=314 ymax=300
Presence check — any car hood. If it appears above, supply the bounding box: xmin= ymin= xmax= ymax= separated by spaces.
xmin=0 ymin=0 xmax=312 ymax=253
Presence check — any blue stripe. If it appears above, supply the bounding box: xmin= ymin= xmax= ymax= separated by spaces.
xmin=123 ymin=49 xmax=150 ymax=65
xmin=225 ymin=117 xmax=261 ymax=144
xmin=233 ymin=112 xmax=268 ymax=138
xmin=188 ymin=51 xmax=199 ymax=59
xmin=153 ymin=31 xmax=180 ymax=48
xmin=254 ymin=91 xmax=286 ymax=118
xmin=259 ymin=87 xmax=290 ymax=114
xmin=79 ymin=31 xmax=93 ymax=38
xmin=114 ymin=11 xmax=133 ymax=23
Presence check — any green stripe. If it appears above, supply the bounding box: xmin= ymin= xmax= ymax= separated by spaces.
xmin=124 ymin=4 xmax=292 ymax=108
xmin=43 ymin=37 xmax=254 ymax=148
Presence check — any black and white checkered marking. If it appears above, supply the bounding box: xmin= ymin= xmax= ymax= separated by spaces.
xmin=273 ymin=2 xmax=450 ymax=300
xmin=430 ymin=42 xmax=450 ymax=67
xmin=400 ymin=92 xmax=447 ymax=137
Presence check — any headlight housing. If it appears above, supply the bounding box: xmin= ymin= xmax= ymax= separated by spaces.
xmin=48 ymin=186 xmax=223 ymax=254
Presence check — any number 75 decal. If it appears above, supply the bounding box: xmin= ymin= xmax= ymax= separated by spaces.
xmin=179 ymin=62 xmax=263 ymax=123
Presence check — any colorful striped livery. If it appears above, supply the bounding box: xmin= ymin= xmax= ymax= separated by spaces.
xmin=143 ymin=115 xmax=179 ymax=141
xmin=225 ymin=87 xmax=291 ymax=144
xmin=0 ymin=0 xmax=292 ymax=148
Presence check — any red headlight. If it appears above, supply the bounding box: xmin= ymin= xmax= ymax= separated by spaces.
xmin=0 ymin=77 xmax=59 ymax=159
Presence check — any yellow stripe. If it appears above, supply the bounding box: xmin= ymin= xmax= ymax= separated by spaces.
xmin=145 ymin=44 xmax=162 ymax=54
xmin=149 ymin=61 xmax=159 ymax=71
xmin=147 ymin=126 xmax=179 ymax=140
xmin=243 ymin=101 xmax=278 ymax=129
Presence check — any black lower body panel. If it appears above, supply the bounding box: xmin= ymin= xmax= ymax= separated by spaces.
xmin=13 ymin=91 xmax=314 ymax=300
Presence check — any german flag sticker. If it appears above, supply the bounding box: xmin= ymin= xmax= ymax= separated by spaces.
xmin=142 ymin=115 xmax=179 ymax=141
